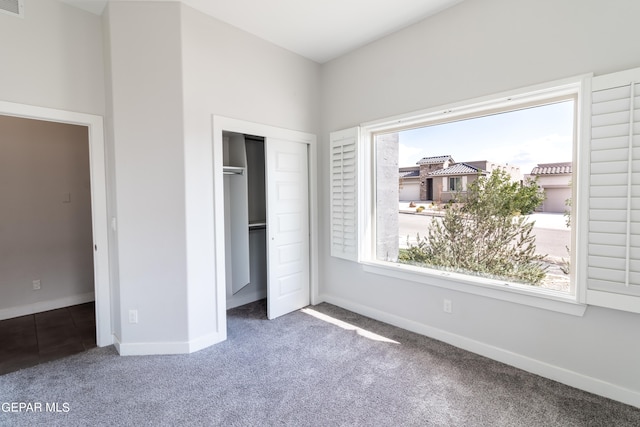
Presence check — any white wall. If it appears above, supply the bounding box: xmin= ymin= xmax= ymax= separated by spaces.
xmin=0 ymin=0 xmax=105 ymax=114
xmin=0 ymin=116 xmax=94 ymax=318
xmin=180 ymin=4 xmax=319 ymax=344
xmin=104 ymin=2 xmax=189 ymax=349
xmin=0 ymin=1 xmax=106 ymax=319
xmin=319 ymin=0 xmax=640 ymax=405
xmin=100 ymin=2 xmax=319 ymax=352
xmin=1 ymin=0 xmax=317 ymax=352
xmin=9 ymin=0 xmax=638 ymax=407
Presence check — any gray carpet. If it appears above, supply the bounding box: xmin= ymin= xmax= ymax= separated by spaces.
xmin=1 ymin=300 xmax=639 ymax=426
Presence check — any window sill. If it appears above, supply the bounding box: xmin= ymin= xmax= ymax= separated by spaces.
xmin=361 ymin=261 xmax=587 ymax=316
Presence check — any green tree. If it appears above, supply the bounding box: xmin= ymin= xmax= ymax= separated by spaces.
xmin=464 ymin=169 xmax=543 ymax=216
xmin=399 ymin=169 xmax=548 ymax=285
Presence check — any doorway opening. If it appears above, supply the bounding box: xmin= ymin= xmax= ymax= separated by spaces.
xmin=0 ymin=100 xmax=111 ymax=349
xmin=0 ymin=115 xmax=98 ymax=372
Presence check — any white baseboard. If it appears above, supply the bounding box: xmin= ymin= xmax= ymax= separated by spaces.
xmin=116 ymin=340 xmax=191 ymax=356
xmin=320 ymin=294 xmax=640 ymax=409
xmin=187 ymin=331 xmax=226 ymax=353
xmin=114 ymin=331 xmax=226 ymax=356
xmin=0 ymin=292 xmax=95 ymax=320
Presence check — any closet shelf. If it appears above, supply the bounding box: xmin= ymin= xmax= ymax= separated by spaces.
xmin=249 ymin=222 xmax=267 ymax=230
xmin=223 ymin=166 xmax=245 ymax=175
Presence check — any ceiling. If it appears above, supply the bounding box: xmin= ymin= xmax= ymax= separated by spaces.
xmin=59 ymin=0 xmax=463 ymax=63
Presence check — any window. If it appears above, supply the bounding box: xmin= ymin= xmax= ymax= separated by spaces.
xmin=373 ymin=98 xmax=576 ymax=295
xmin=331 ymin=76 xmax=586 ymax=312
xmin=448 ymin=177 xmax=462 ymax=192
xmin=331 ymin=69 xmax=640 ymax=314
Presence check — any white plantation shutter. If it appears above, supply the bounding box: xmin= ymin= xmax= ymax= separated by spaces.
xmin=330 ymin=127 xmax=359 ymax=261
xmin=587 ymin=67 xmax=640 ymax=313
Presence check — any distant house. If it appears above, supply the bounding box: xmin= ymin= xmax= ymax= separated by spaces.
xmin=399 ymin=155 xmax=522 ymax=203
xmin=528 ymin=162 xmax=572 ymax=213
xmin=399 ymin=155 xmax=454 ymax=201
xmin=428 ymin=162 xmax=481 ymax=203
xmin=399 ymin=167 xmax=421 ymax=201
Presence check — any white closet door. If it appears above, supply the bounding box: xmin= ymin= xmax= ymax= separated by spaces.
xmin=266 ymin=138 xmax=310 ymax=319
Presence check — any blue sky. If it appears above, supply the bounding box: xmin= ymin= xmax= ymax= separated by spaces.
xmin=398 ymin=100 xmax=574 ymax=174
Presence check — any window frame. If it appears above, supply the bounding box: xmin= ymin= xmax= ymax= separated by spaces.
xmin=357 ymin=75 xmax=591 ymax=316
xmin=448 ymin=176 xmax=462 ymax=192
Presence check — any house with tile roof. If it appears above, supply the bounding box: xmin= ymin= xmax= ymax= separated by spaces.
xmin=399 ymin=155 xmax=456 ymax=201
xmin=528 ymin=162 xmax=572 ymax=213
xmin=399 ymin=156 xmax=522 ymax=203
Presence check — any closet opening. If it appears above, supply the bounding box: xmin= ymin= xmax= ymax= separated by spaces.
xmin=223 ymin=132 xmax=268 ymax=312
xmin=214 ymin=115 xmax=316 ymax=332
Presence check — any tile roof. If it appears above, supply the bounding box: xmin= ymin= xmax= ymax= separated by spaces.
xmin=400 ymin=169 xmax=420 ymax=178
xmin=429 ymin=163 xmax=479 ymax=176
xmin=530 ymin=162 xmax=572 ymax=175
xmin=416 ymin=155 xmax=454 ymax=165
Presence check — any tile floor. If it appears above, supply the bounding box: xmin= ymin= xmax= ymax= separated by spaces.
xmin=0 ymin=302 xmax=96 ymax=375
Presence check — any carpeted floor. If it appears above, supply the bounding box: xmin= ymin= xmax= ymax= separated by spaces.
xmin=1 ymin=300 xmax=639 ymax=426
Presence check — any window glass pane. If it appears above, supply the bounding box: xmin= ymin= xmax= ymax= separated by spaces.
xmin=376 ymin=100 xmax=575 ymax=292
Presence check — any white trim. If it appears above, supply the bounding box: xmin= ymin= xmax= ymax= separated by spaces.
xmin=361 ymin=74 xmax=590 ymax=131
xmin=575 ymin=75 xmax=591 ymax=303
xmin=0 ymin=292 xmax=95 ymax=321
xmin=0 ymin=100 xmax=112 ymax=347
xmin=212 ymin=116 xmax=318 ymax=334
xmin=186 ymin=331 xmax=226 ymax=353
xmin=591 ymin=67 xmax=640 ymax=91
xmin=358 ymin=126 xmax=373 ymax=262
xmin=114 ymin=337 xmax=196 ymax=356
xmin=309 ymin=128 xmax=320 ymax=305
xmin=587 ymin=289 xmax=640 ymax=314
xmin=362 ymin=262 xmax=587 ymax=316
xmin=320 ymin=295 xmax=640 ymax=409
xmin=115 ymin=337 xmax=189 ymax=356
xmin=115 ymin=335 xmax=225 ymax=356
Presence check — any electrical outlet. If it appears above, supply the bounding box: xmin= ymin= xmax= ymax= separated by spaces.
xmin=128 ymin=309 xmax=138 ymax=324
xmin=443 ymin=299 xmax=452 ymax=313
xmin=32 ymin=280 xmax=41 ymax=290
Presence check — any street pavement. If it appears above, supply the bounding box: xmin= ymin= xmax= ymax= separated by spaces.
xmin=398 ymin=211 xmax=570 ymax=259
